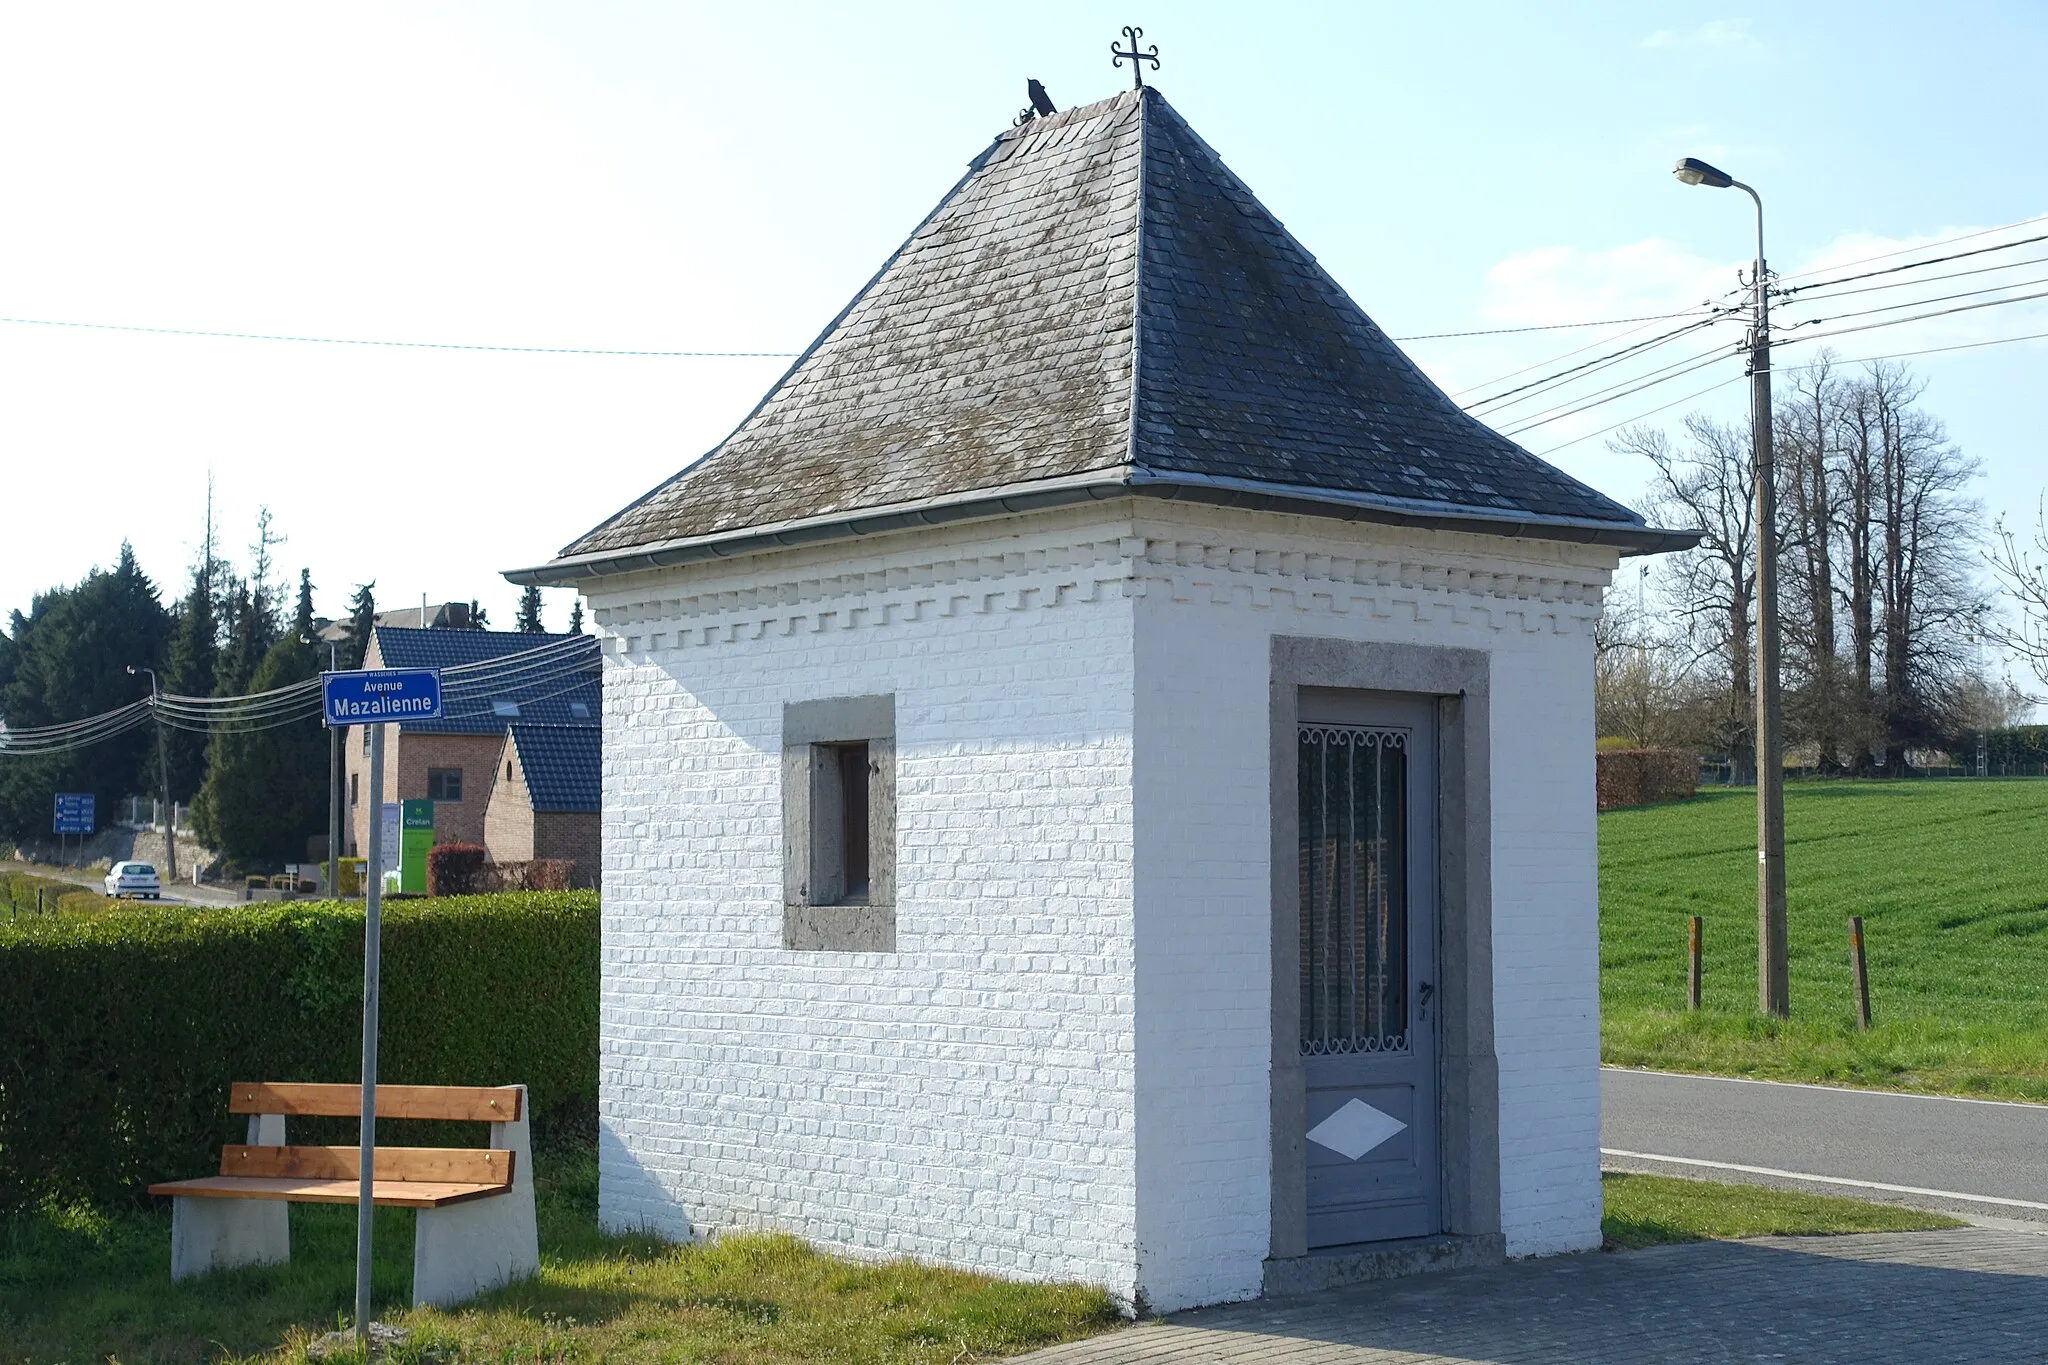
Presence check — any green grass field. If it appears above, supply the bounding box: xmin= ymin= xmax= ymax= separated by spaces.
xmin=1601 ymin=778 xmax=2048 ymax=1098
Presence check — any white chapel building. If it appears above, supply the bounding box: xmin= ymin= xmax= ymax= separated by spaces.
xmin=510 ymin=86 xmax=1689 ymax=1312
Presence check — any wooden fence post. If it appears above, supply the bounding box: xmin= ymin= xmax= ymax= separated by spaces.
xmin=1688 ymin=915 xmax=1703 ymax=1011
xmin=1848 ymin=916 xmax=1872 ymax=1030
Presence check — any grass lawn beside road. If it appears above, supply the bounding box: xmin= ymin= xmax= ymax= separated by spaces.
xmin=1601 ymin=779 xmax=2048 ymax=1099
xmin=1599 ymin=1172 xmax=1962 ymax=1250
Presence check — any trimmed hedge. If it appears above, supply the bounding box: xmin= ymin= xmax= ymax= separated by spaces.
xmin=0 ymin=890 xmax=598 ymax=1210
xmin=1596 ymin=748 xmax=1698 ymax=811
xmin=1 ymin=871 xmax=84 ymax=916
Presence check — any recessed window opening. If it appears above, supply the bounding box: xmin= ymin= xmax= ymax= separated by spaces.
xmin=506 ymin=760 xmax=515 ymax=781
xmin=427 ymin=768 xmax=463 ymax=802
xmin=835 ymin=742 xmax=871 ymax=904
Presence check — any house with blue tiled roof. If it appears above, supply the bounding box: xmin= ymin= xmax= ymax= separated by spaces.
xmin=344 ymin=626 xmax=599 ymax=863
xmin=483 ymin=723 xmax=601 ymax=886
xmin=509 ymin=85 xmax=1693 ymax=1310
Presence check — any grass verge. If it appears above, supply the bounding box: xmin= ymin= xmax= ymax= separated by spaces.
xmin=0 ymin=1143 xmax=1119 ymax=1364
xmin=1600 ymin=1171 xmax=1964 ymax=1250
xmin=1601 ymin=779 xmax=2048 ymax=1099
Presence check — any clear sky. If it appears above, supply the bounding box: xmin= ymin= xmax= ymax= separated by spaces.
xmin=2 ymin=2 xmax=2043 ymax=649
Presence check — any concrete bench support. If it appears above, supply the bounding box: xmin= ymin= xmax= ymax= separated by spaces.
xmin=170 ymin=1113 xmax=288 ymax=1281
xmin=411 ymin=1086 xmax=539 ymax=1306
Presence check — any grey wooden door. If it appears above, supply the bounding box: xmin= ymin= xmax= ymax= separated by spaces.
xmin=1297 ymin=690 xmax=1439 ymax=1247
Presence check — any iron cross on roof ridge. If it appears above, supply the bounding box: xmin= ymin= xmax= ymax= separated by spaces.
xmin=1111 ymin=25 xmax=1161 ymax=89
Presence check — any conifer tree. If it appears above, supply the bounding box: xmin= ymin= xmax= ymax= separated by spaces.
xmin=0 ymin=544 xmax=172 ymax=841
xmin=194 ymin=631 xmax=325 ymax=866
xmin=293 ymin=569 xmax=316 ymax=642
xmin=162 ymin=499 xmax=221 ymax=802
xmin=344 ymin=582 xmax=376 ymax=669
xmin=516 ymin=585 xmax=545 ymax=634
xmin=567 ymin=600 xmax=584 ymax=634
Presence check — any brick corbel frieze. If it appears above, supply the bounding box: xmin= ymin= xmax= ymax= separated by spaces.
xmin=588 ymin=523 xmax=1612 ymax=661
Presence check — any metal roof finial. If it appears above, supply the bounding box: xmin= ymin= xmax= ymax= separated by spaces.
xmin=1111 ymin=25 xmax=1160 ymax=89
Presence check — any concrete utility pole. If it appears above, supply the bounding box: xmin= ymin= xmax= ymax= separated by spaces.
xmin=126 ymin=665 xmax=178 ymax=883
xmin=1675 ymin=156 xmax=1787 ymax=1016
xmin=311 ymin=637 xmax=343 ymax=896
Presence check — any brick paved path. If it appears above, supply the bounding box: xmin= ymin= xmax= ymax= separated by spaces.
xmin=1021 ymin=1228 xmax=2048 ymax=1364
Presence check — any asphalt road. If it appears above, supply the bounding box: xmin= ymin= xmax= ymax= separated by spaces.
xmin=1602 ymin=1067 xmax=2048 ymax=1223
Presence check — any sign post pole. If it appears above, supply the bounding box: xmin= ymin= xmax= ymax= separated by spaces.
xmin=318 ymin=666 xmax=439 ymax=1349
xmin=355 ymin=720 xmax=384 ymax=1345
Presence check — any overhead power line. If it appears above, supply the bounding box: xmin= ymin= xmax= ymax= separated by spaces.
xmin=1388 ymin=306 xmax=1722 ymax=342
xmin=1766 ymin=211 xmax=2048 ymax=288
xmin=1777 ymin=234 xmax=2048 ymax=300
xmin=0 ymin=314 xmax=799 ymax=359
xmin=0 ymin=636 xmax=602 ymax=757
xmin=1771 ymin=251 xmax=2048 ymax=305
xmin=1530 ymin=324 xmax=2048 ymax=457
xmin=1463 ymin=313 xmax=1737 ymax=414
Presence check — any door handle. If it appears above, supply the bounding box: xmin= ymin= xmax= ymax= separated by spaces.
xmin=1417 ymin=981 xmax=1435 ymax=1021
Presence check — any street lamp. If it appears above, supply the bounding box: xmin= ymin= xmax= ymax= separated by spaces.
xmin=1673 ymin=155 xmax=1787 ymax=1017
xmin=126 ymin=665 xmax=179 ymax=884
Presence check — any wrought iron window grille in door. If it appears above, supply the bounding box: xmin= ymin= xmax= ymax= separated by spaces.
xmin=1298 ymin=725 xmax=1409 ymax=1057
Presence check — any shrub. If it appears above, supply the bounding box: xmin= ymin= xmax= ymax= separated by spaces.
xmin=489 ymin=859 xmax=576 ymax=892
xmin=1597 ymin=748 xmax=1698 ymax=810
xmin=426 ymin=844 xmax=488 ymax=897
xmin=55 ymin=890 xmax=121 ymax=915
xmin=0 ymin=890 xmax=598 ymax=1210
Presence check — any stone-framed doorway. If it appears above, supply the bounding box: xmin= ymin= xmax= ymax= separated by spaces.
xmin=1266 ymin=636 xmax=1504 ymax=1290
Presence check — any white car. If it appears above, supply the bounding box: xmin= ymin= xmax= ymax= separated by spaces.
xmin=104 ymin=861 xmax=161 ymax=898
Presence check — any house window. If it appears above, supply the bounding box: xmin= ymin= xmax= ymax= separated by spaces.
xmin=361 ymin=727 xmax=369 ymax=754
xmin=427 ymin=768 xmax=463 ymax=802
xmin=506 ymin=760 xmax=514 ymax=781
xmin=350 ymin=773 xmax=359 ymax=806
xmin=782 ymin=694 xmax=895 ymax=951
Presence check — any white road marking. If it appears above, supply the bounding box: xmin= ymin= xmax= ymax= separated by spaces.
xmin=1602 ymin=1148 xmax=2048 ymax=1212
xmin=1602 ymin=1066 xmax=2048 ymax=1112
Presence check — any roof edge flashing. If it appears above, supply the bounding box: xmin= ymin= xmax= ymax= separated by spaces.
xmin=504 ymin=469 xmax=1697 ymax=587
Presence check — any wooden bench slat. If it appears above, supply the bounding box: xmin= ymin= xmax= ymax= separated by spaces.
xmin=218 ymin=1145 xmax=513 ymax=1185
xmin=147 ymin=1176 xmax=508 ymax=1210
xmin=227 ymin=1082 xmax=523 ymax=1122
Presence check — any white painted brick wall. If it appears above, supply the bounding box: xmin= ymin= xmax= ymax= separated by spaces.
xmin=590 ymin=511 xmax=1145 ymax=1301
xmin=1125 ymin=505 xmax=1612 ymax=1291
xmin=588 ymin=501 xmax=1613 ymax=1314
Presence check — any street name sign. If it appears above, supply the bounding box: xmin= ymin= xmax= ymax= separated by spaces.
xmin=52 ymin=793 xmax=94 ymax=834
xmin=321 ymin=669 xmax=442 ymax=727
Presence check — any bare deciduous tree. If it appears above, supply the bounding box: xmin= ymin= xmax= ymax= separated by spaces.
xmin=1987 ymin=498 xmax=2048 ymax=697
xmin=1612 ymin=415 xmax=1760 ymax=778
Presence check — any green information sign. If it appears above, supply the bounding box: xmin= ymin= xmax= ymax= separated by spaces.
xmin=399 ymin=799 xmax=435 ymax=894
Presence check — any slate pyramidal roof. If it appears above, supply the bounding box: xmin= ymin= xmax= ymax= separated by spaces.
xmin=514 ymin=88 xmax=1693 ymax=586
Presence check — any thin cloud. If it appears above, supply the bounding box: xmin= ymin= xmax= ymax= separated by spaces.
xmin=1643 ymin=19 xmax=1756 ymax=50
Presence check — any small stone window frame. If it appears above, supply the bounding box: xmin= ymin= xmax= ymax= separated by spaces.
xmin=782 ymin=694 xmax=895 ymax=952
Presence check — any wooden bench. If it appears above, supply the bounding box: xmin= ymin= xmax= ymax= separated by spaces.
xmin=149 ymin=1081 xmax=539 ymax=1307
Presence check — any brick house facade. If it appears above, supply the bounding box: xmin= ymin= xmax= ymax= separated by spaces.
xmin=483 ymin=724 xmax=601 ymax=885
xmin=344 ymin=628 xmax=600 ymax=867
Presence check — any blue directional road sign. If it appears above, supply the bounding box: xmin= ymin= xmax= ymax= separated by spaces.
xmin=52 ymin=792 xmax=95 ymax=834
xmin=321 ymin=669 xmax=443 ymax=728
